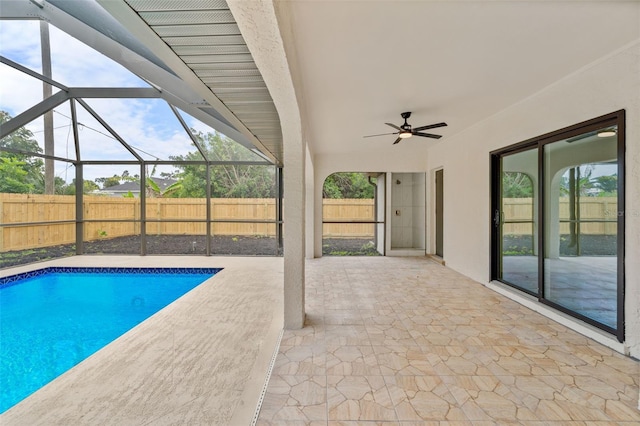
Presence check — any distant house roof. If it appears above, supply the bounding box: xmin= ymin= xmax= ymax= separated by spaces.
xmin=94 ymin=177 xmax=177 ymax=197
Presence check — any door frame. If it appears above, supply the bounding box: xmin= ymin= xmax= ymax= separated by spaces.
xmin=490 ymin=110 xmax=625 ymax=342
xmin=435 ymin=168 xmax=444 ymax=258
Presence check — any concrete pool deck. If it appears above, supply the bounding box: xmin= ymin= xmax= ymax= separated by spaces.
xmin=1 ymin=255 xmax=283 ymax=425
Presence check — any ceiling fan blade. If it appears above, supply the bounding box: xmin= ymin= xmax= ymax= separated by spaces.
xmin=413 ymin=132 xmax=442 ymax=139
xmin=413 ymin=122 xmax=447 ymax=131
xmin=363 ymin=132 xmax=398 ymax=138
xmin=392 ymin=137 xmax=402 ymax=145
xmin=385 ymin=122 xmax=402 ymax=131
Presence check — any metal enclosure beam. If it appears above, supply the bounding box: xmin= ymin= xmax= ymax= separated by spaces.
xmin=0 ymin=91 xmax=69 ymax=138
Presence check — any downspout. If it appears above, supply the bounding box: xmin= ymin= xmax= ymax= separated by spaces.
xmin=368 ymin=174 xmax=378 ymax=249
xmin=569 ymin=167 xmax=576 ymax=251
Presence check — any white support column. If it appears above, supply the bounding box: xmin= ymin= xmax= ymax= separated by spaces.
xmin=314 ymin=172 xmax=325 ymax=258
xmin=305 ymin=145 xmax=316 ymax=259
xmin=228 ymin=0 xmax=305 ymax=328
xmin=283 ymin=135 xmax=306 ymax=328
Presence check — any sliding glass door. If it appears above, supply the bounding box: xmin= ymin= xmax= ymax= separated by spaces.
xmin=497 ymin=149 xmax=538 ymax=294
xmin=491 ymin=111 xmax=624 ymax=341
xmin=543 ymin=128 xmax=620 ymax=330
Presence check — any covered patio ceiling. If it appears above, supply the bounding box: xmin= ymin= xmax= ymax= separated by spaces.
xmin=275 ymin=0 xmax=639 ymax=158
xmin=3 ymin=1 xmax=639 ymax=167
xmin=103 ymin=0 xmax=640 ymax=162
xmin=100 ymin=0 xmax=283 ymax=164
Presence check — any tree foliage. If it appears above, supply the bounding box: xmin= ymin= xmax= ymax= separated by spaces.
xmin=146 ymin=177 xmax=182 ymax=198
xmin=0 ymin=111 xmax=45 ymax=193
xmin=559 ymin=166 xmax=595 ymax=197
xmin=95 ymin=170 xmax=139 ymax=189
xmin=1 ymin=111 xmax=100 ymax=195
xmin=0 ymin=157 xmax=33 ymax=193
xmin=593 ymin=174 xmax=617 ymax=195
xmin=59 ymin=179 xmax=100 ymax=195
xmin=502 ymin=172 xmax=533 ymax=198
xmin=323 ymin=172 xmax=375 ymax=199
xmin=502 ymin=167 xmax=618 ymax=199
xmin=170 ymin=130 xmax=275 ymax=198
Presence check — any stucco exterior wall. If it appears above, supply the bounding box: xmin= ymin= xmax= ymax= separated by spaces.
xmin=312 ymin=147 xmax=429 ymax=258
xmin=425 ymin=41 xmax=640 ymax=357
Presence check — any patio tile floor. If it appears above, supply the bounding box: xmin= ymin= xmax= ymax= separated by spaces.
xmin=257 ymin=256 xmax=640 ymax=424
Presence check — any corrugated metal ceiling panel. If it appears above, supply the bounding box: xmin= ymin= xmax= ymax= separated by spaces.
xmin=183 ymin=54 xmax=255 ymax=64
xmin=162 ymin=35 xmax=246 ymax=46
xmin=124 ymin=0 xmax=282 ymax=162
xmin=172 ymin=44 xmax=250 ymax=54
xmin=154 ymin=23 xmax=242 ymax=39
xmin=125 ymin=0 xmax=230 ymax=11
xmin=140 ymin=10 xmax=235 ymax=25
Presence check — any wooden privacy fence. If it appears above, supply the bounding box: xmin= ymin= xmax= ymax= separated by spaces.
xmin=0 ymin=194 xmax=277 ymax=252
xmin=1 ymin=194 xmax=618 ymax=252
xmin=502 ymin=197 xmax=618 ymax=235
xmin=322 ymin=198 xmax=375 ymax=238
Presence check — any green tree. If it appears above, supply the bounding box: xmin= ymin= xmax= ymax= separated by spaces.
xmin=171 ymin=130 xmax=275 ymax=198
xmin=95 ymin=170 xmax=141 ymax=189
xmin=146 ymin=177 xmax=182 ymax=198
xmin=559 ymin=166 xmax=595 ymax=197
xmin=593 ymin=174 xmax=617 ymax=195
xmin=323 ymin=173 xmax=375 ymax=199
xmin=59 ymin=179 xmax=100 ymax=195
xmin=120 ymin=170 xmax=138 ymax=182
xmin=0 ymin=110 xmax=45 ymax=193
xmin=502 ymin=172 xmax=533 ymax=198
xmin=0 ymin=157 xmax=34 ymax=193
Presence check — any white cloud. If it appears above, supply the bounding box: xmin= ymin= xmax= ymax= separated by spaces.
xmin=1 ymin=20 xmax=199 ymax=184
xmin=0 ymin=65 xmax=51 ymax=117
xmin=0 ymin=20 xmax=41 ymax=71
xmin=48 ymin=24 xmax=147 ymax=88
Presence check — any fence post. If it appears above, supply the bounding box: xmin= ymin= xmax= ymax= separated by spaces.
xmin=0 ymin=194 xmax=4 ymax=252
xmin=76 ymin=166 xmax=84 ymax=254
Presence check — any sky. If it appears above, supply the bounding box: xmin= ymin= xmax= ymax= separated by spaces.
xmin=0 ymin=19 xmax=245 ymax=184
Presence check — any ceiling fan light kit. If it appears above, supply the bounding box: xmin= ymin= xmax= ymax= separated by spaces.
xmin=363 ymin=111 xmax=447 ymax=145
xmin=597 ymin=129 xmax=616 ymax=137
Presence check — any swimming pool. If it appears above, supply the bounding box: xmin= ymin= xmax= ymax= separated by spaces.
xmin=0 ymin=267 xmax=220 ymax=413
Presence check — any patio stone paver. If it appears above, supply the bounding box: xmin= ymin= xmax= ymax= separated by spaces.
xmin=257 ymin=256 xmax=640 ymax=424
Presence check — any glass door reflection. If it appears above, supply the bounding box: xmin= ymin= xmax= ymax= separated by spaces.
xmin=543 ymin=126 xmax=618 ymax=329
xmin=499 ymin=149 xmax=538 ymax=294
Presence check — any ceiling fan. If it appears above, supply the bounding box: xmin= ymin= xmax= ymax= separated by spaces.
xmin=363 ymin=112 xmax=447 ymax=144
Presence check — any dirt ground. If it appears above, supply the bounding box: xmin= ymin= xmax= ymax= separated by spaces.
xmin=322 ymin=238 xmax=380 ymax=256
xmin=502 ymin=234 xmax=617 ymax=256
xmin=2 ymin=233 xmax=616 ymax=270
xmin=0 ymin=236 xmax=381 ymax=269
xmin=0 ymin=235 xmax=278 ymax=269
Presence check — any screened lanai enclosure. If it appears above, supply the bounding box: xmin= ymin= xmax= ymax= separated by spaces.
xmin=0 ymin=1 xmax=285 ymax=267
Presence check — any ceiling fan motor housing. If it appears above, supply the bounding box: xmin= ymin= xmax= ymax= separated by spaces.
xmin=401 ymin=111 xmax=412 ymax=130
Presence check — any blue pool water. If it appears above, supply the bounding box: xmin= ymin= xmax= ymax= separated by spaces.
xmin=0 ymin=267 xmax=220 ymax=413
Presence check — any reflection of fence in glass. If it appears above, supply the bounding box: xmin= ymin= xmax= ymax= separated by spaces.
xmin=502 ymin=197 xmax=617 ymax=235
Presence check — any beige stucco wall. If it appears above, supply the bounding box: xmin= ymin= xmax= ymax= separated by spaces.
xmin=425 ymin=40 xmax=640 ymax=358
xmin=311 ymin=148 xmax=430 ymax=258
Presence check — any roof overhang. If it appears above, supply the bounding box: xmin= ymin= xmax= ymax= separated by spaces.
xmin=98 ymin=0 xmax=283 ymax=165
xmin=1 ymin=0 xmax=282 ymax=165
